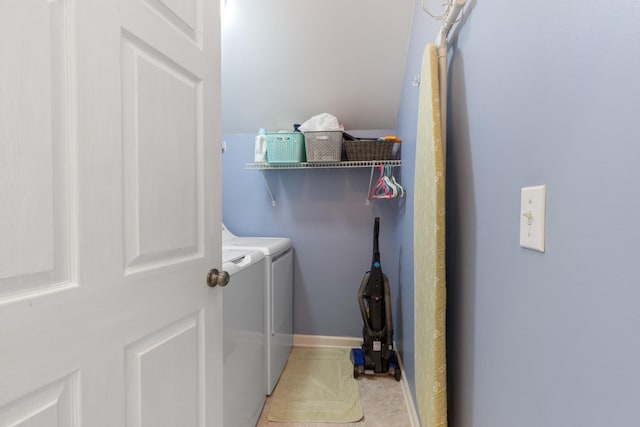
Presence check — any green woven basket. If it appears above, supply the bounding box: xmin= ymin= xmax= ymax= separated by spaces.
xmin=266 ymin=133 xmax=306 ymax=163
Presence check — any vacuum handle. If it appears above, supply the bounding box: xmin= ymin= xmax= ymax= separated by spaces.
xmin=373 ymin=217 xmax=380 ymax=254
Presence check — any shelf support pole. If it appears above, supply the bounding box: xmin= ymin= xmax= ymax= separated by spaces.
xmin=260 ymin=170 xmax=277 ymax=207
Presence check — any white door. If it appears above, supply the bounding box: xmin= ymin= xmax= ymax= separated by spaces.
xmin=0 ymin=0 xmax=223 ymax=426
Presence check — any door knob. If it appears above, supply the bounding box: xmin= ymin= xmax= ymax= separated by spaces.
xmin=207 ymin=269 xmax=230 ymax=287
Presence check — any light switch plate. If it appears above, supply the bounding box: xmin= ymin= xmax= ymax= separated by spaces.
xmin=520 ymin=185 xmax=546 ymax=252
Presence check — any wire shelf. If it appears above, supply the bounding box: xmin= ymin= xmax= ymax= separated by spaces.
xmin=245 ymin=160 xmax=403 ymax=207
xmin=245 ymin=160 xmax=402 ymax=170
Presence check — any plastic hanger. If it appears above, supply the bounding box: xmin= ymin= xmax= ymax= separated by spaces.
xmin=371 ymin=164 xmax=394 ymax=199
xmin=385 ymin=164 xmax=404 ymax=199
xmin=371 ymin=164 xmax=405 ymax=200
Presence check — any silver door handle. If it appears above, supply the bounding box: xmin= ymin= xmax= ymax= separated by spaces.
xmin=207 ymin=269 xmax=230 ymax=287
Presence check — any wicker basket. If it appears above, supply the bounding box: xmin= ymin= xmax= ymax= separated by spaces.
xmin=344 ymin=139 xmax=394 ymax=161
xmin=266 ymin=133 xmax=306 ymax=163
xmin=303 ymin=131 xmax=343 ymax=162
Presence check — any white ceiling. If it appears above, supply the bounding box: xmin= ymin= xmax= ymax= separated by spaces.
xmin=221 ymin=0 xmax=414 ymax=134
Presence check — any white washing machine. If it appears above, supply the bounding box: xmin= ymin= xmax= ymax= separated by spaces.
xmin=222 ymin=224 xmax=293 ymax=395
xmin=222 ymin=248 xmax=266 ymax=427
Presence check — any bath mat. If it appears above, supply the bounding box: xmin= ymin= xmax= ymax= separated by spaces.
xmin=414 ymin=43 xmax=448 ymax=427
xmin=267 ymin=347 xmax=363 ymax=423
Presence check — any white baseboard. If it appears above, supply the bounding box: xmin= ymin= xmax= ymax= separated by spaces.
xmin=292 ymin=334 xmax=421 ymax=426
xmin=293 ymin=334 xmax=362 ymax=348
xmin=395 ymin=350 xmax=421 ymax=427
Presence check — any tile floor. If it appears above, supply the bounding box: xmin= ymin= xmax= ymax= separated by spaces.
xmin=256 ymin=373 xmax=413 ymax=426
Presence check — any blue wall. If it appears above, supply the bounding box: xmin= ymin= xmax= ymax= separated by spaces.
xmin=396 ymin=1 xmax=640 ymax=426
xmin=222 ymin=131 xmax=402 ymax=338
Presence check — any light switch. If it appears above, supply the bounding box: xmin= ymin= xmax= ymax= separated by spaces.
xmin=520 ymin=185 xmax=546 ymax=252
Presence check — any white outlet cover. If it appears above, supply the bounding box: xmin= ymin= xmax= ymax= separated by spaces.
xmin=520 ymin=185 xmax=546 ymax=252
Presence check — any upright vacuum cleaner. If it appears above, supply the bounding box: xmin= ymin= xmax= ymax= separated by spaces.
xmin=351 ymin=217 xmax=401 ymax=381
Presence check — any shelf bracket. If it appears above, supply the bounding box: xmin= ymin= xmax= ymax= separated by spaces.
xmin=365 ymin=164 xmax=376 ymax=206
xmin=260 ymin=170 xmax=277 ymax=207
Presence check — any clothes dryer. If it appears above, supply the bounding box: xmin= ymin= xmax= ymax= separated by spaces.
xmin=222 ymin=224 xmax=293 ymax=395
